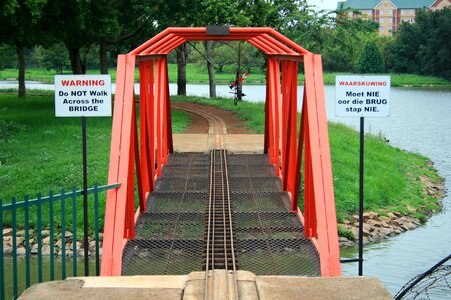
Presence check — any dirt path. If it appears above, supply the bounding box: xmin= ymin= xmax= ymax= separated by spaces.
xmin=172 ymin=102 xmax=254 ymax=134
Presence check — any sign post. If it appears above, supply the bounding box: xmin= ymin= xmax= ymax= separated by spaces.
xmin=55 ymin=75 xmax=112 ymax=276
xmin=335 ymin=75 xmax=390 ymax=276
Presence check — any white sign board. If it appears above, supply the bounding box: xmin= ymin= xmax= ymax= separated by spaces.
xmin=335 ymin=75 xmax=390 ymax=117
xmin=55 ymin=75 xmax=112 ymax=117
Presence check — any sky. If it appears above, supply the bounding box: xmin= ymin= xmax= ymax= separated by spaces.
xmin=307 ymin=0 xmax=339 ymax=11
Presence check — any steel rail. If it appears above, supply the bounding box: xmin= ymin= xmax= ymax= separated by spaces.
xmin=171 ymin=104 xmax=226 ymax=149
xmin=223 ymin=151 xmax=239 ymax=300
xmin=204 ymin=149 xmax=239 ymax=300
xmin=220 ymin=150 xmax=230 ymax=299
xmin=204 ymin=149 xmax=215 ymax=300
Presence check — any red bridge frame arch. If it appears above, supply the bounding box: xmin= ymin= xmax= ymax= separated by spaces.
xmin=101 ymin=27 xmax=341 ymax=277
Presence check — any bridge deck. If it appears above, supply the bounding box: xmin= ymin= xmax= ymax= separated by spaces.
xmin=121 ymin=153 xmax=320 ymax=276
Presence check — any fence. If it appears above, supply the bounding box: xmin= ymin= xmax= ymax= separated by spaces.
xmin=0 ymin=183 xmax=120 ymax=300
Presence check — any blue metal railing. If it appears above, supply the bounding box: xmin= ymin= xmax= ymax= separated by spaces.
xmin=0 ymin=183 xmax=120 ymax=300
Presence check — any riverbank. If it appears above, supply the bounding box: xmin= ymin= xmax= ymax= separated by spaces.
xmin=1 ymin=65 xmax=451 ymax=88
xmin=1 ymin=92 xmax=446 ymax=249
xmin=338 ymin=172 xmax=446 ymax=247
xmin=169 ymin=96 xmax=446 ymax=246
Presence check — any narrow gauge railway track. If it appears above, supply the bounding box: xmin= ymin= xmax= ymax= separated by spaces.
xmin=203 ymin=149 xmax=239 ymax=300
xmin=171 ymin=103 xmax=226 ymax=148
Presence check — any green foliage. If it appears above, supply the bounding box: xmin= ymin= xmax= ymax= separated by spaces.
xmin=170 ymin=96 xmax=443 ymax=220
xmin=0 ymin=120 xmax=20 ymax=141
xmin=0 ymin=92 xmax=189 ymax=205
xmin=386 ymin=8 xmax=451 ymax=80
xmin=338 ymin=225 xmax=355 ymax=240
xmin=0 ymin=44 xmax=17 ymax=69
xmin=40 ymin=43 xmax=70 ymax=73
xmin=356 ymin=41 xmax=384 ymax=73
xmin=0 ymin=93 xmax=443 ymax=231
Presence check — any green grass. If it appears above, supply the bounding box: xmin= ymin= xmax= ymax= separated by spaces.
xmin=2 ymin=65 xmax=450 ymax=88
xmin=0 ymin=92 xmax=443 ymax=234
xmin=170 ymin=95 xmax=443 ymax=222
xmin=171 ymin=95 xmax=267 ymax=133
xmin=0 ymin=92 xmax=189 ymax=233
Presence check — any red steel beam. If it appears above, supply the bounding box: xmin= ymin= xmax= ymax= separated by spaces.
xmin=146 ymin=61 xmax=156 ymax=191
xmin=138 ymin=62 xmax=150 ymax=209
xmin=293 ymin=97 xmax=306 ymax=212
xmin=281 ymin=61 xmax=289 ymax=188
xmin=155 ymin=58 xmax=164 ymax=176
xmin=101 ymin=55 xmax=126 ymax=276
xmin=283 ymin=61 xmax=298 ymax=198
xmin=154 ymin=36 xmax=186 ymax=55
xmin=165 ymin=59 xmax=174 ymax=153
xmin=312 ymin=54 xmax=341 ymax=276
xmin=248 ymin=37 xmax=274 ymax=54
xmin=264 ymin=66 xmax=270 ymax=154
xmin=161 ymin=57 xmax=169 ymax=162
xmin=303 ymin=53 xmax=341 ymax=276
xmin=268 ymin=58 xmax=281 ymax=176
xmin=101 ymin=54 xmax=136 ymax=276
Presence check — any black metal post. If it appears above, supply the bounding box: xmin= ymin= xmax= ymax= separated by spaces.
xmin=82 ymin=116 xmax=89 ymax=276
xmin=358 ymin=116 xmax=364 ymax=276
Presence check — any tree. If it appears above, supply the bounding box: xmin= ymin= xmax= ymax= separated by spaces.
xmin=41 ymin=43 xmax=70 ymax=74
xmin=0 ymin=0 xmax=47 ymax=96
xmin=92 ymin=0 xmax=156 ymax=74
xmin=41 ymin=0 xmax=96 ymax=74
xmin=385 ymin=8 xmax=451 ymax=80
xmin=0 ymin=44 xmax=16 ymax=69
xmin=356 ymin=41 xmax=384 ymax=73
xmin=155 ymin=0 xmax=203 ymax=95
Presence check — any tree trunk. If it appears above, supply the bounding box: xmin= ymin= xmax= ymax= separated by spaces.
xmin=176 ymin=44 xmax=188 ymax=96
xmin=203 ymin=41 xmax=216 ymax=98
xmin=68 ymin=46 xmax=84 ymax=74
xmin=16 ymin=45 xmax=26 ymax=97
xmin=99 ymin=39 xmax=109 ymax=74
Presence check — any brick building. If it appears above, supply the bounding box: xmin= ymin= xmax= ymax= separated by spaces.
xmin=337 ymin=0 xmax=451 ymax=36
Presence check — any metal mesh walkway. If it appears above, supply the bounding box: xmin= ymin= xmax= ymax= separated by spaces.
xmin=121 ymin=153 xmax=320 ymax=276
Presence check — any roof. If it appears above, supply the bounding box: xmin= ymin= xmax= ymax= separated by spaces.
xmin=337 ymin=0 xmax=381 ymax=10
xmin=393 ymin=0 xmax=437 ymax=8
xmin=337 ymin=0 xmax=437 ymax=10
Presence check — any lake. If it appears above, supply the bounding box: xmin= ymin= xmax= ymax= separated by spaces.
xmin=1 ymin=80 xmax=450 ymax=297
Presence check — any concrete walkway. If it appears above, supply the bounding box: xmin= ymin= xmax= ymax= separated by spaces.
xmin=19 ymin=271 xmax=393 ymax=300
xmin=173 ymin=134 xmax=264 ymax=153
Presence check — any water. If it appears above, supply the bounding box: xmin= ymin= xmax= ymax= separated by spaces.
xmin=2 ymin=256 xmax=98 ymax=300
xmin=2 ymin=81 xmax=450 ymax=296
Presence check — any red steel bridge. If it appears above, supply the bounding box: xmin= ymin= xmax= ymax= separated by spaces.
xmin=100 ymin=27 xmax=341 ymax=284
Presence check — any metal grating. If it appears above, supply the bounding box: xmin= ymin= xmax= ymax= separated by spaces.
xmin=154 ymin=176 xmax=209 ymax=192
xmin=162 ymin=165 xmax=209 ymax=177
xmin=166 ymin=153 xmax=210 ymax=166
xmin=229 ymin=176 xmax=282 ymax=192
xmin=122 ymin=239 xmax=203 ymax=275
xmin=122 ymin=153 xmax=321 ymax=277
xmin=227 ymin=164 xmax=275 ymax=177
xmin=237 ymin=238 xmax=320 ymax=276
xmin=134 ymin=212 xmax=204 ymax=239
xmin=146 ymin=192 xmax=207 ymax=213
xmin=227 ymin=154 xmax=269 ymax=165
xmin=232 ymin=192 xmax=292 ymax=212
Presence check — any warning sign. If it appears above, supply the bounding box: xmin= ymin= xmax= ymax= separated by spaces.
xmin=335 ymin=75 xmax=390 ymax=117
xmin=55 ymin=75 xmax=112 ymax=117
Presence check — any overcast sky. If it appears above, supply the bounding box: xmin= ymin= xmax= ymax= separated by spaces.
xmin=307 ymin=0 xmax=339 ymax=11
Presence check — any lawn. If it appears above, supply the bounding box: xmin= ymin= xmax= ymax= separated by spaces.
xmin=1 ymin=65 xmax=450 ymax=88
xmin=0 ymin=92 xmax=190 ymax=233
xmin=0 ymin=92 xmax=442 ymax=234
xmin=171 ymin=95 xmax=443 ymax=222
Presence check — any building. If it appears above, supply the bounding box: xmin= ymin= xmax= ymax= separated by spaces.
xmin=337 ymin=0 xmax=451 ymax=36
